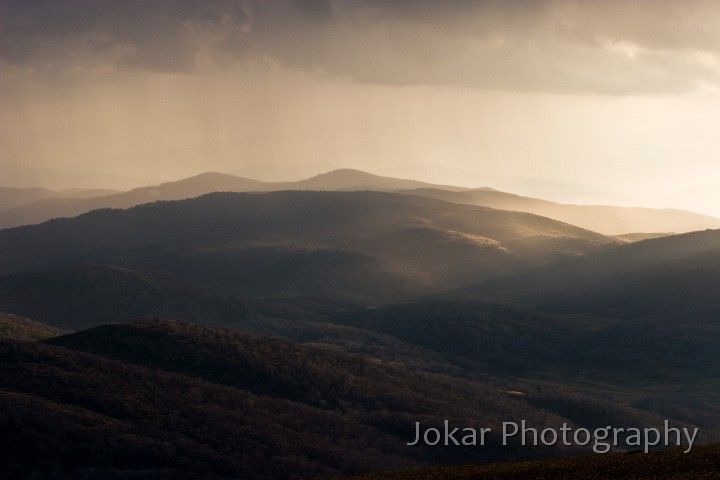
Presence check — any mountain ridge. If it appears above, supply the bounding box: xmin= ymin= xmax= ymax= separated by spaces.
xmin=2 ymin=169 xmax=717 ymax=235
xmin=0 ymin=190 xmax=614 ymax=306
xmin=401 ymin=188 xmax=720 ymax=235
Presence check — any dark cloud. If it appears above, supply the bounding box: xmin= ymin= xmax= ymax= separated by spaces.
xmin=292 ymin=0 xmax=333 ymax=19
xmin=1 ymin=0 xmax=719 ymax=93
xmin=0 ymin=0 xmax=250 ymax=72
xmin=242 ymin=0 xmax=720 ymax=94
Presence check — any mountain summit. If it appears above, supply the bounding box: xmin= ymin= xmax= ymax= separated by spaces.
xmin=294 ymin=168 xmax=467 ymax=191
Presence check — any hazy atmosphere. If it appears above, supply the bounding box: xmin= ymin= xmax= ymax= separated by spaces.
xmin=4 ymin=3 xmax=720 ymax=479
xmin=2 ymin=0 xmax=720 ymax=214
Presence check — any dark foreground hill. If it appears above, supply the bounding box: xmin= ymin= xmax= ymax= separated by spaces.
xmin=2 ymin=334 xmax=406 ymax=480
xmin=331 ymin=300 xmax=720 ymax=438
xmin=1 ymin=319 xmax=677 ymax=479
xmin=335 ymin=443 xmax=720 ymax=480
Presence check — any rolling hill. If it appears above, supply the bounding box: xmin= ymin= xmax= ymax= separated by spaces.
xmin=3 ymin=259 xmax=720 ymax=441
xmin=0 ymin=191 xmax=614 ymax=302
xmin=0 ymin=186 xmax=119 ymax=211
xmin=401 ymin=188 xmax=720 ymax=235
xmin=0 ymin=312 xmax=70 ymax=340
xmin=479 ymin=228 xmax=720 ymax=321
xmin=293 ymin=169 xmax=467 ymax=191
xmin=0 ymin=335 xmax=408 ymax=479
xmin=0 ymin=263 xmax=257 ymax=330
xmin=0 ymin=172 xmax=272 ymax=229
xmin=3 ymin=319 xmax=674 ymax=479
xmin=2 ymin=183 xmax=719 ymax=478
xmin=2 ymin=169 xmax=717 ymax=235
xmin=2 ymin=191 xmax=719 ymax=396
xmin=0 ymin=169 xmax=465 ymax=229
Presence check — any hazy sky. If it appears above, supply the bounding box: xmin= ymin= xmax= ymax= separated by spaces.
xmin=2 ymin=0 xmax=719 ymax=211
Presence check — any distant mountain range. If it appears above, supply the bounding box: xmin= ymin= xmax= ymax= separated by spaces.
xmin=375 ymin=163 xmax=643 ymax=205
xmin=2 ymin=179 xmax=720 ymax=477
xmin=0 ymin=186 xmax=119 ymax=211
xmin=1 ymin=168 xmax=718 ymax=235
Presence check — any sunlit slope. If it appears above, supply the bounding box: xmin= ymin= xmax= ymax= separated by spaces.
xmin=404 ymin=188 xmax=720 ymax=235
xmin=0 ymin=191 xmax=613 ymax=302
xmin=293 ymin=169 xmax=467 ymax=191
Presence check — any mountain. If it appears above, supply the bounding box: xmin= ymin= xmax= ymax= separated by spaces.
xmin=330 ymin=299 xmax=720 ymax=436
xmin=0 ymin=186 xmax=119 ymax=211
xmin=1 ymin=192 xmax=716 ymax=386
xmin=2 ymin=319 xmax=671 ymax=479
xmin=0 ymin=262 xmax=366 ymax=331
xmin=333 ymin=301 xmax=573 ymax=375
xmin=401 ymin=188 xmax=720 ymax=235
xmin=5 ymin=260 xmax=720 ymax=432
xmin=0 ymin=263 xmax=251 ymax=330
xmin=294 ymin=168 xmax=467 ymax=191
xmin=374 ymin=164 xmax=645 ymax=205
xmin=4 ymin=258 xmax=720 ymax=438
xmin=0 ymin=312 xmax=69 ymax=340
xmin=477 ymin=228 xmax=720 ymax=321
xmin=4 ymin=168 xmax=716 ymax=235
xmin=613 ymin=232 xmax=673 ymax=243
xmin=2 ymin=185 xmax=718 ymax=478
xmin=0 ymin=187 xmax=68 ymax=211
xmin=0 ymin=191 xmax=614 ymax=300
xmin=0 ymin=335 xmax=407 ymax=479
xmin=0 ymin=172 xmax=276 ymax=228
xmin=555 ymin=230 xmax=720 ymax=321
xmin=0 ymin=169 xmax=468 ymax=229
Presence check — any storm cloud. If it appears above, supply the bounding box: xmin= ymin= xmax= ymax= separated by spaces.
xmin=2 ymin=0 xmax=720 ymax=94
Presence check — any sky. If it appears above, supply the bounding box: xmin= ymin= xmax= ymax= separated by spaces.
xmin=1 ymin=0 xmax=720 ymax=213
